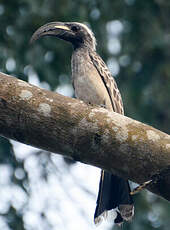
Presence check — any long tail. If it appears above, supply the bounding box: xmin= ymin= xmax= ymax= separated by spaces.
xmin=94 ymin=170 xmax=134 ymax=225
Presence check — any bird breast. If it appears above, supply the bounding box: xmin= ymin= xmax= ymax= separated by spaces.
xmin=71 ymin=49 xmax=113 ymax=110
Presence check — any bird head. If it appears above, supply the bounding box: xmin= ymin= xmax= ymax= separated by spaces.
xmin=30 ymin=22 xmax=96 ymax=50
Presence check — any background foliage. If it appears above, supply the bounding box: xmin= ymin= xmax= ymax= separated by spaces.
xmin=0 ymin=0 xmax=170 ymax=230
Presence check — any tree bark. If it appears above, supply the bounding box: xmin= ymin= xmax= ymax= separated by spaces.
xmin=0 ymin=71 xmax=170 ymax=201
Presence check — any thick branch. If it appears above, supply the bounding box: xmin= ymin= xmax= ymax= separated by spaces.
xmin=0 ymin=72 xmax=170 ymax=201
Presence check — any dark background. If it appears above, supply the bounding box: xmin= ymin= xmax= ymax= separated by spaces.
xmin=0 ymin=0 xmax=170 ymax=229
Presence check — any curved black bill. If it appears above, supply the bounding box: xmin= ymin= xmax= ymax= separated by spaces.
xmin=30 ymin=22 xmax=70 ymax=44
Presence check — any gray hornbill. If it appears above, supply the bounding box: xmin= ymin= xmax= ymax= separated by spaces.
xmin=31 ymin=22 xmax=134 ymax=225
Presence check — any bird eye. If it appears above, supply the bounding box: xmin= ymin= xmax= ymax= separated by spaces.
xmin=71 ymin=25 xmax=79 ymax=32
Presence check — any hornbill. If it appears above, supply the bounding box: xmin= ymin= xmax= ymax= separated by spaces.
xmin=31 ymin=22 xmax=134 ymax=225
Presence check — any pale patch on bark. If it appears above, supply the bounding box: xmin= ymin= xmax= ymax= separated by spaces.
xmin=146 ymin=130 xmax=160 ymax=141
xmin=89 ymin=109 xmax=132 ymax=145
xmin=78 ymin=117 xmax=99 ymax=132
xmin=91 ymin=107 xmax=108 ymax=114
xmin=19 ymin=90 xmax=33 ymax=100
xmin=106 ymin=111 xmax=134 ymax=132
xmin=166 ymin=144 xmax=170 ymax=149
xmin=88 ymin=112 xmax=96 ymax=119
xmin=89 ymin=108 xmax=108 ymax=120
xmin=46 ymin=98 xmax=53 ymax=102
xmin=132 ymin=135 xmax=138 ymax=141
xmin=67 ymin=102 xmax=86 ymax=113
xmin=106 ymin=112 xmax=130 ymax=143
xmin=116 ymin=127 xmax=129 ymax=143
xmin=37 ymin=103 xmax=51 ymax=117
xmin=68 ymin=102 xmax=81 ymax=108
xmin=112 ymin=127 xmax=119 ymax=132
xmin=18 ymin=80 xmax=32 ymax=87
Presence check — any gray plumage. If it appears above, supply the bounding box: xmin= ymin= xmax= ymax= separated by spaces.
xmin=31 ymin=21 xmax=134 ymax=225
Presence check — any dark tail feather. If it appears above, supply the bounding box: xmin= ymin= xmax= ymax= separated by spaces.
xmin=94 ymin=170 xmax=134 ymax=225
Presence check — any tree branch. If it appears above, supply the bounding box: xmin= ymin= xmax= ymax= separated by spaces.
xmin=0 ymin=72 xmax=170 ymax=201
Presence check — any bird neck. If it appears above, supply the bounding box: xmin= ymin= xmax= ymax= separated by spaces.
xmin=71 ymin=46 xmax=92 ymax=77
xmin=72 ymin=45 xmax=96 ymax=62
xmin=73 ymin=41 xmax=95 ymax=52
xmin=72 ymin=46 xmax=89 ymax=61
